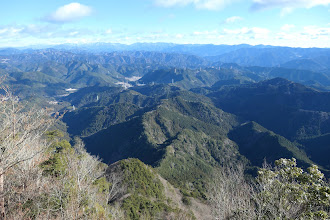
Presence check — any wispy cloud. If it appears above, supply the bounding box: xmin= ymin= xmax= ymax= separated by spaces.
xmin=175 ymin=34 xmax=184 ymax=38
xmin=281 ymin=24 xmax=295 ymax=31
xmin=44 ymin=3 xmax=92 ymax=23
xmin=0 ymin=24 xmax=57 ymax=38
xmin=153 ymin=0 xmax=238 ymax=10
xmin=223 ymin=27 xmax=270 ymax=37
xmin=193 ymin=30 xmax=218 ymax=36
xmin=0 ymin=23 xmax=329 ymax=48
xmin=0 ymin=24 xmax=97 ymax=40
xmin=222 ymin=16 xmax=243 ymax=24
xmin=275 ymin=26 xmax=330 ymax=47
xmin=251 ymin=0 xmax=330 ymax=14
xmin=302 ymin=26 xmax=330 ymax=38
xmin=105 ymin=29 xmax=113 ymax=34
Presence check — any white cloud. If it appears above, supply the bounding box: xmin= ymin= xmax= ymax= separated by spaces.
xmin=190 ymin=26 xmax=329 ymax=47
xmin=274 ymin=26 xmax=330 ymax=47
xmin=0 ymin=27 xmax=23 ymax=37
xmin=251 ymin=0 xmax=330 ymax=12
xmin=105 ymin=29 xmax=113 ymax=34
xmin=223 ymin=16 xmax=243 ymax=24
xmin=175 ymin=34 xmax=184 ymax=38
xmin=69 ymin=31 xmax=79 ymax=36
xmin=223 ymin=27 xmax=270 ymax=36
xmin=252 ymin=27 xmax=270 ymax=34
xmin=193 ymin=30 xmax=218 ymax=35
xmin=153 ymin=0 xmax=238 ymax=10
xmin=280 ymin=7 xmax=293 ymax=16
xmin=0 ymin=25 xmax=56 ymax=38
xmin=281 ymin=24 xmax=295 ymax=31
xmin=302 ymin=26 xmax=330 ymax=37
xmin=223 ymin=27 xmax=249 ymax=35
xmin=1 ymin=23 xmax=329 ymax=48
xmin=276 ymin=32 xmax=297 ymax=40
xmin=154 ymin=0 xmax=191 ymax=7
xmin=222 ymin=27 xmax=270 ymax=41
xmin=45 ymin=3 xmax=92 ymax=23
xmin=0 ymin=24 xmax=99 ymax=43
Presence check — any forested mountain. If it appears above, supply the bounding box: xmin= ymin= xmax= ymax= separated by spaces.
xmin=2 ymin=45 xmax=330 ymax=171
xmin=207 ymin=78 xmax=330 ymax=139
xmin=1 ymin=45 xmax=330 ymax=219
xmin=63 ymin=85 xmax=242 ymax=200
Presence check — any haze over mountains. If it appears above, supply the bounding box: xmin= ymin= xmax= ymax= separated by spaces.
xmin=3 ymin=43 xmax=330 ymax=68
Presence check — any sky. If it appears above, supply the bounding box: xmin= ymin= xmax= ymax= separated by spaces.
xmin=0 ymin=0 xmax=329 ymax=48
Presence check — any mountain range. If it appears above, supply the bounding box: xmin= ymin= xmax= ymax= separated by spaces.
xmin=1 ymin=44 xmax=330 ymax=218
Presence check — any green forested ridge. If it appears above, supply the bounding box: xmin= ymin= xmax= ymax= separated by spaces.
xmin=64 ymin=87 xmax=242 ymax=200
xmin=229 ymin=122 xmax=315 ymax=169
xmin=106 ymin=159 xmax=180 ymax=220
xmin=62 ymin=80 xmax=330 ymax=198
xmin=64 ymin=103 xmax=141 ymax=137
xmin=299 ymin=133 xmax=330 ymax=170
xmin=61 ymin=78 xmax=330 ymax=173
xmin=208 ymin=78 xmax=330 ymax=140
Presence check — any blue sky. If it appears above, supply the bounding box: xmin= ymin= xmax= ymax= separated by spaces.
xmin=0 ymin=0 xmax=329 ymax=47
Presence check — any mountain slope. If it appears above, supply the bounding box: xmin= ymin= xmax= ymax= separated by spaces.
xmin=63 ymin=87 xmax=242 ymax=197
xmin=228 ymin=122 xmax=314 ymax=169
xmin=209 ymin=78 xmax=330 ymax=140
xmin=298 ymin=134 xmax=330 ymax=170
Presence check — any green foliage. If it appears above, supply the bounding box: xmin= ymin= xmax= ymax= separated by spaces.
xmin=120 ymin=159 xmax=164 ymax=199
xmin=115 ymin=159 xmax=185 ymax=219
xmin=45 ymin=130 xmax=64 ymax=140
xmin=38 ymin=134 xmax=112 ymax=219
xmin=93 ymin=177 xmax=111 ymax=194
xmin=41 ymin=139 xmax=73 ymax=176
xmin=157 ymin=129 xmax=241 ymax=199
xmin=122 ymin=194 xmax=172 ymax=220
xmin=256 ymin=158 xmax=330 ymax=219
xmin=157 ymin=140 xmax=213 ymax=199
xmin=182 ymin=196 xmax=192 ymax=206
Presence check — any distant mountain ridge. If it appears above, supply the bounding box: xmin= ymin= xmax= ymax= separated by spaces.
xmin=2 ymin=46 xmax=330 ymax=93
xmin=2 ymin=43 xmax=330 ymax=66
